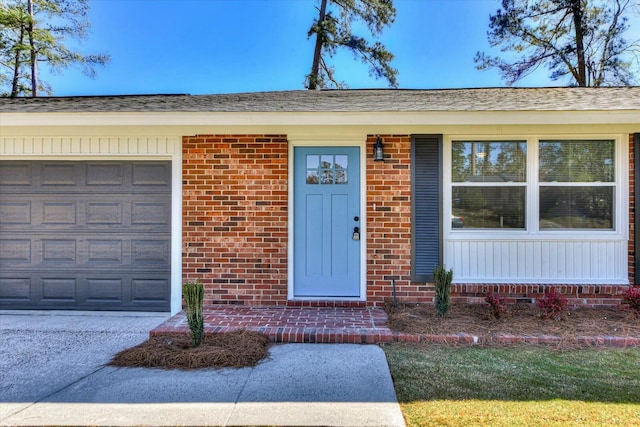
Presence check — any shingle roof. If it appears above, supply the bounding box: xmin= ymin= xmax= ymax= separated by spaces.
xmin=0 ymin=87 xmax=638 ymax=113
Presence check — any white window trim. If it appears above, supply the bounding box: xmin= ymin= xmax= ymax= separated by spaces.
xmin=443 ymin=134 xmax=628 ymax=241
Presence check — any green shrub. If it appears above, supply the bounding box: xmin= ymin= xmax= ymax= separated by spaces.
xmin=183 ymin=280 xmax=204 ymax=347
xmin=434 ymin=265 xmax=453 ymax=317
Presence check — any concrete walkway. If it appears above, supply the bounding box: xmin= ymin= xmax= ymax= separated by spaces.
xmin=0 ymin=311 xmax=405 ymax=427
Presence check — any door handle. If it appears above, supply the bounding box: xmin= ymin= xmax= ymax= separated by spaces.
xmin=352 ymin=227 xmax=360 ymax=241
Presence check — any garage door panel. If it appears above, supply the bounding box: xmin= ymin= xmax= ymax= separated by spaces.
xmin=86 ymin=201 xmax=123 ymax=224
xmin=132 ymin=240 xmax=170 ymax=264
xmin=0 ymin=277 xmax=31 ymax=301
xmin=0 ymin=239 xmax=31 ymax=263
xmin=2 ymin=236 xmax=170 ymax=270
xmin=86 ymin=163 xmax=124 ymax=186
xmin=132 ymin=162 xmax=171 ymax=186
xmin=0 ymin=163 xmax=32 ymax=185
xmin=41 ymin=162 xmax=79 ymax=186
xmin=131 ymin=278 xmax=170 ymax=303
xmin=132 ymin=201 xmax=171 ymax=226
xmin=42 ymin=201 xmax=77 ymax=225
xmin=0 ymin=201 xmax=31 ymax=224
xmin=0 ymin=161 xmax=171 ymax=194
xmin=0 ymin=160 xmax=171 ymax=311
xmin=0 ymin=196 xmax=169 ymax=230
xmin=86 ymin=278 xmax=123 ymax=303
xmin=41 ymin=278 xmax=77 ymax=302
xmin=0 ymin=271 xmax=170 ymax=310
xmin=42 ymin=239 xmax=77 ymax=262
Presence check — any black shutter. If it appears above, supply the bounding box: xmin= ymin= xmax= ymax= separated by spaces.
xmin=635 ymin=133 xmax=640 ymax=284
xmin=412 ymin=135 xmax=443 ymax=282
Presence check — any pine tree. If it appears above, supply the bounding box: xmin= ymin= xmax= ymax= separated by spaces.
xmin=306 ymin=0 xmax=398 ymax=89
xmin=0 ymin=0 xmax=109 ymax=96
xmin=475 ymin=0 xmax=638 ymax=86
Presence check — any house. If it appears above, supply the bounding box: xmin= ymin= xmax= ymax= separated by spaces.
xmin=1 ymin=87 xmax=638 ymax=315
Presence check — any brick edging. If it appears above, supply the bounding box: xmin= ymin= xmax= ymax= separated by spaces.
xmin=150 ymin=326 xmax=639 ymax=347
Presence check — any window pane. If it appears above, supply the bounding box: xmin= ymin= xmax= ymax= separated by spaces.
xmin=320 ymin=170 xmax=333 ymax=184
xmin=335 ymin=155 xmax=348 ymax=170
xmin=336 ymin=170 xmax=348 ymax=184
xmin=539 ymin=186 xmax=613 ymax=229
xmin=306 ymin=155 xmax=319 ymax=169
xmin=452 ymin=141 xmax=526 ymax=182
xmin=452 ymin=186 xmax=525 ymax=229
xmin=539 ymin=140 xmax=614 ymax=182
xmin=321 ymin=155 xmax=333 ymax=169
xmin=306 ymin=171 xmax=319 ymax=184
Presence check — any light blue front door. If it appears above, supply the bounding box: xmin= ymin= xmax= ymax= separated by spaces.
xmin=294 ymin=147 xmax=361 ymax=297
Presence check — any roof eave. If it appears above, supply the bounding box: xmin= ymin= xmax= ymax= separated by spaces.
xmin=1 ymin=110 xmax=639 ymax=127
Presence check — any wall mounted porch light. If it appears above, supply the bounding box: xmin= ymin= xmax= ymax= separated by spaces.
xmin=373 ymin=136 xmax=385 ymax=162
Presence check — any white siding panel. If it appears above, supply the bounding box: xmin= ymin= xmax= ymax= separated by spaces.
xmin=446 ymin=239 xmax=627 ymax=284
xmin=0 ymin=136 xmax=176 ymax=157
xmin=517 ymin=241 xmax=526 ymax=277
xmin=469 ymin=242 xmax=478 ymax=277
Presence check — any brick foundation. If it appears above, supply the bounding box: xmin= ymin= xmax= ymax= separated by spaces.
xmin=449 ymin=283 xmax=629 ymax=308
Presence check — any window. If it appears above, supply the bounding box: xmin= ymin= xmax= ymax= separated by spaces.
xmin=306 ymin=154 xmax=348 ymax=185
xmin=414 ymin=134 xmax=626 ymax=283
xmin=447 ymin=138 xmax=618 ymax=232
xmin=538 ymin=140 xmax=615 ymax=229
xmin=451 ymin=141 xmax=526 ymax=229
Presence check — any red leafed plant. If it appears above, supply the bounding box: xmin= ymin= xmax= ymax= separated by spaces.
xmin=485 ymin=293 xmax=509 ymax=319
xmin=622 ymin=287 xmax=640 ymax=314
xmin=536 ymin=289 xmax=568 ymax=320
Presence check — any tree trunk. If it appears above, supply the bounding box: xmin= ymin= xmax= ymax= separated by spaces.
xmin=10 ymin=26 xmax=25 ymax=97
xmin=27 ymin=0 xmax=38 ymax=96
xmin=570 ymin=0 xmax=587 ymax=86
xmin=308 ymin=0 xmax=328 ymax=90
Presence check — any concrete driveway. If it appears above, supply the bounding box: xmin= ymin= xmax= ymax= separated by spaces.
xmin=0 ymin=311 xmax=405 ymax=426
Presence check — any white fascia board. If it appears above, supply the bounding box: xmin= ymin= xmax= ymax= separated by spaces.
xmin=1 ymin=110 xmax=639 ymax=127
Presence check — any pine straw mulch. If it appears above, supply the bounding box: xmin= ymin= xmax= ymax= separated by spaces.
xmin=109 ymin=329 xmax=270 ymax=370
xmin=385 ymin=302 xmax=640 ymax=348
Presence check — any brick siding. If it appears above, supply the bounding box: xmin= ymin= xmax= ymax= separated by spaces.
xmin=365 ymin=135 xmax=417 ymax=306
xmin=182 ymin=134 xmax=288 ymax=305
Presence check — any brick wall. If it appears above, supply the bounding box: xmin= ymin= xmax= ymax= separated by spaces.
xmin=182 ymin=134 xmax=288 ymax=305
xmin=366 ymin=135 xmax=419 ymax=306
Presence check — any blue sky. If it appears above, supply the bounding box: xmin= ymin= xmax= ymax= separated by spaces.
xmin=39 ymin=0 xmax=636 ymax=96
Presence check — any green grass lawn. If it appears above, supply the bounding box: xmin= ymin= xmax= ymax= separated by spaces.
xmin=383 ymin=344 xmax=640 ymax=427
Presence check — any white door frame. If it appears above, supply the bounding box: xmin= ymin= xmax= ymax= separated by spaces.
xmin=287 ymin=133 xmax=367 ymax=301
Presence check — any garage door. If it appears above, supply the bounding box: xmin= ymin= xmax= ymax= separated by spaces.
xmin=0 ymin=161 xmax=171 ymax=311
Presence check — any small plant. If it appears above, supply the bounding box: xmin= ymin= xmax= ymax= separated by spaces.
xmin=183 ymin=280 xmax=204 ymax=347
xmin=622 ymin=286 xmax=640 ymax=314
xmin=434 ymin=265 xmax=453 ymax=317
xmin=536 ymin=288 xmax=568 ymax=320
xmin=485 ymin=293 xmax=508 ymax=319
